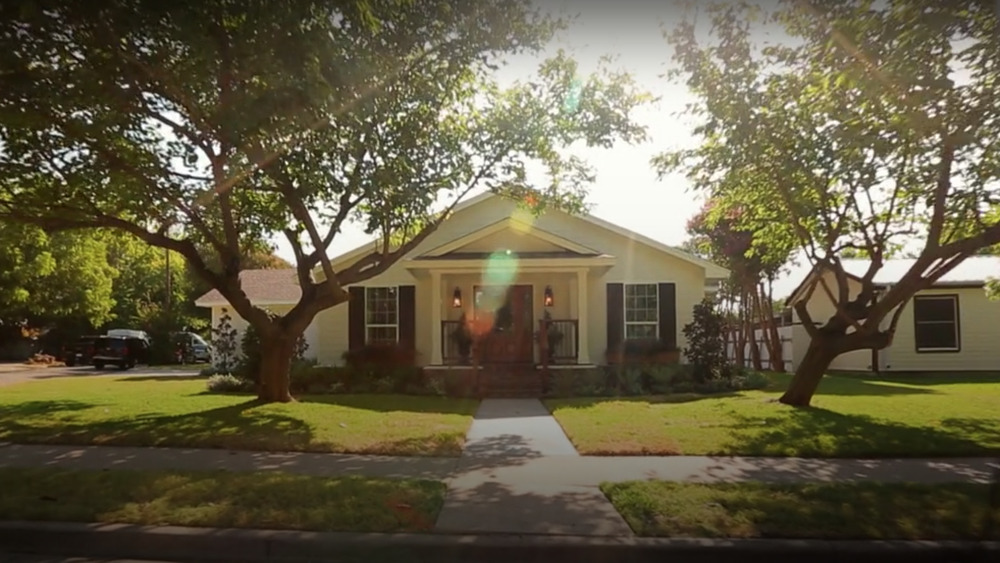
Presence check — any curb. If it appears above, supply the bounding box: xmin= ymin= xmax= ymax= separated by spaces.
xmin=0 ymin=521 xmax=997 ymax=563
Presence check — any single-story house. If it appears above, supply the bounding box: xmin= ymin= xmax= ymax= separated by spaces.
xmin=784 ymin=257 xmax=1000 ymax=372
xmin=195 ymin=192 xmax=728 ymax=373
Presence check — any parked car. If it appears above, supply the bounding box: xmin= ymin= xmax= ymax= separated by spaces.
xmin=171 ymin=332 xmax=212 ymax=363
xmin=62 ymin=335 xmax=100 ymax=367
xmin=106 ymin=328 xmax=152 ymax=341
xmin=90 ymin=335 xmax=150 ymax=370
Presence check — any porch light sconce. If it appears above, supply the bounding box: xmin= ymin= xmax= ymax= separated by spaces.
xmin=452 ymin=287 xmax=463 ymax=308
xmin=543 ymin=285 xmax=554 ymax=307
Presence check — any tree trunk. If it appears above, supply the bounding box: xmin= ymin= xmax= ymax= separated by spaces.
xmin=778 ymin=335 xmax=838 ymax=407
xmin=256 ymin=332 xmax=296 ymax=403
xmin=744 ymin=286 xmax=763 ymax=371
xmin=757 ymin=281 xmax=785 ymax=372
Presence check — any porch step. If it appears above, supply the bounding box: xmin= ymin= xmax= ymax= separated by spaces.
xmin=479 ymin=368 xmax=544 ymax=398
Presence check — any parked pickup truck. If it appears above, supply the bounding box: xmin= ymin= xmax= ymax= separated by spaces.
xmin=91 ymin=335 xmax=150 ymax=370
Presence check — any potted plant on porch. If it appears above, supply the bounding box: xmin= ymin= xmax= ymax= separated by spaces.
xmin=451 ymin=313 xmax=474 ymax=365
xmin=539 ymin=311 xmax=563 ymax=362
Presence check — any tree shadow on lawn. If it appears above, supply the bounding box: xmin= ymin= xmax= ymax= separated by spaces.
xmin=0 ymin=399 xmax=317 ymax=453
xmin=858 ymin=372 xmax=1000 ymax=386
xmin=769 ymin=372 xmax=942 ymax=397
xmin=721 ymin=407 xmax=1000 ymax=458
xmin=116 ymin=375 xmax=209 ymax=382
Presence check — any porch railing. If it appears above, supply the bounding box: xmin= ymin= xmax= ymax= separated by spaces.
xmin=439 ymin=319 xmax=579 ymax=364
xmin=441 ymin=320 xmax=465 ymax=364
xmin=540 ymin=319 xmax=578 ymax=364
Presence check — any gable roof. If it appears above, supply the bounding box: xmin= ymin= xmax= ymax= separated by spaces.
xmin=194 ymin=269 xmax=303 ymax=307
xmin=420 ymin=216 xmax=601 ymax=257
xmin=786 ymin=256 xmax=1000 ymax=304
xmin=324 ymin=192 xmax=729 ymax=279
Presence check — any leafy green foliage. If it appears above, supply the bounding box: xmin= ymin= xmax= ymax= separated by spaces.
xmin=682 ymin=299 xmax=731 ymax=384
xmin=210 ymin=312 xmax=239 ymax=374
xmin=660 ymin=1 xmax=1000 ymax=404
xmin=0 ymin=1 xmax=649 ymax=400
xmin=0 ymin=223 xmax=116 ymax=327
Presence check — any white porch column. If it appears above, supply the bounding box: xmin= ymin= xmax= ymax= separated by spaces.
xmin=430 ymin=271 xmax=443 ymax=365
xmin=576 ymin=268 xmax=590 ymax=364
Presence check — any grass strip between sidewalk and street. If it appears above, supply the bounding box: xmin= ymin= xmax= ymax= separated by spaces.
xmin=601 ymin=480 xmax=1000 ymax=540
xmin=0 ymin=467 xmax=446 ymax=533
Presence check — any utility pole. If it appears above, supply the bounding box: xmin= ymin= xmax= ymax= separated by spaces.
xmin=165 ymin=247 xmax=172 ymax=313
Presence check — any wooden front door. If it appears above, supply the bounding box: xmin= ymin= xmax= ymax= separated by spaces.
xmin=474 ymin=285 xmax=533 ymax=363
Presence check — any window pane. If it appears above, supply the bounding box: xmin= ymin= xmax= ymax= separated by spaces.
xmin=366 ymin=326 xmax=398 ymax=345
xmin=625 ymin=323 xmax=658 ymax=340
xmin=915 ymin=322 xmax=956 ymax=350
xmin=624 ymin=284 xmax=658 ymax=331
xmin=913 ymin=297 xmax=956 ymax=323
xmin=366 ymin=287 xmax=397 ymax=325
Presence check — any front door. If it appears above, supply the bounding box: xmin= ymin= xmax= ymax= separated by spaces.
xmin=474 ymin=285 xmax=533 ymax=363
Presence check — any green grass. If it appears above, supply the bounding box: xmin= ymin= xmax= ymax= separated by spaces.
xmin=0 ymin=467 xmax=445 ymax=532
xmin=0 ymin=376 xmax=477 ymax=456
xmin=601 ymin=480 xmax=999 ymax=540
xmin=546 ymin=372 xmax=1000 ymax=457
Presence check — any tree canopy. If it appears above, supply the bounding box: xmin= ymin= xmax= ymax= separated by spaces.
xmin=0 ymin=224 xmax=117 ymax=328
xmin=0 ymin=0 xmax=649 ymax=400
xmin=660 ymin=0 xmax=1000 ymax=405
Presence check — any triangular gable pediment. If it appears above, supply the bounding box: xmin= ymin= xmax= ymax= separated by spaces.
xmin=421 ymin=217 xmax=600 ymax=258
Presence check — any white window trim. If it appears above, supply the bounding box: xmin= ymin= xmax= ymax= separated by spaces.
xmin=623 ymin=283 xmax=659 ymax=340
xmin=364 ymin=286 xmax=399 ymax=344
xmin=913 ymin=294 xmax=959 ymax=352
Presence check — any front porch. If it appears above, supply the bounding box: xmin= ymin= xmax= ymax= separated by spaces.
xmin=425 ymin=269 xmax=596 ymax=367
xmin=403 ymin=244 xmax=615 ymax=368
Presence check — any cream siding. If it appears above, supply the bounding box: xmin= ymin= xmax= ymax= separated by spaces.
xmin=883 ymin=287 xmax=1000 ymax=372
xmin=310 ymin=195 xmax=715 ymax=366
xmin=790 ymin=271 xmax=873 ymax=371
xmin=792 ymin=269 xmax=1000 ymax=372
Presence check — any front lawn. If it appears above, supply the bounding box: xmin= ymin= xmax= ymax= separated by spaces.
xmin=0 ymin=467 xmax=445 ymax=532
xmin=602 ymin=480 xmax=998 ymax=540
xmin=546 ymin=372 xmax=1000 ymax=457
xmin=0 ymin=376 xmax=477 ymax=456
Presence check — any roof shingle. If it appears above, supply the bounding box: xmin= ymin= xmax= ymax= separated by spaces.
xmin=194 ymin=269 xmax=303 ymax=306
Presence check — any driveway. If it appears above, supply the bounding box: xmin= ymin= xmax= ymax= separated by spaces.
xmin=0 ymin=363 xmax=203 ymax=387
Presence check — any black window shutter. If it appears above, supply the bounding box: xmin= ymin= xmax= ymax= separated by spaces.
xmin=398 ymin=285 xmax=416 ymax=351
xmin=348 ymin=286 xmax=365 ymax=350
xmin=606 ymin=283 xmax=624 ymax=351
xmin=658 ymin=282 xmax=677 ymax=349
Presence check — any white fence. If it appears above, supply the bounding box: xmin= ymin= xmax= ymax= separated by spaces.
xmin=726 ymin=325 xmax=793 ymax=372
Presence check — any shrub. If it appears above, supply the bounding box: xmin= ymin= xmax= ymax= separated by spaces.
xmin=199 ymin=365 xmax=218 ymax=377
xmin=682 ymin=298 xmax=731 ymax=383
xmin=210 ymin=311 xmax=239 ymax=374
xmin=235 ymin=317 xmax=308 ymax=386
xmin=206 ymin=373 xmax=251 ymax=393
xmin=342 ymin=343 xmax=417 ymax=369
xmin=736 ymin=369 xmax=771 ymax=390
xmin=607 ymin=366 xmax=645 ymax=396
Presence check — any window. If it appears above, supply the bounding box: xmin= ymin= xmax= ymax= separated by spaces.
xmin=365 ymin=287 xmax=398 ymax=344
xmin=913 ymin=295 xmax=959 ymax=352
xmin=624 ymin=283 xmax=658 ymax=340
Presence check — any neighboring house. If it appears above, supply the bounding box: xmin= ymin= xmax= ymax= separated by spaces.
xmin=783 ymin=257 xmax=1000 ymax=372
xmin=195 ymin=192 xmax=729 ymax=370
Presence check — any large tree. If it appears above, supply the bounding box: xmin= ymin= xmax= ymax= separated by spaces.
xmin=0 ymin=223 xmax=116 ymax=329
xmin=0 ymin=1 xmax=648 ymax=401
xmin=659 ymin=0 xmax=1000 ymax=406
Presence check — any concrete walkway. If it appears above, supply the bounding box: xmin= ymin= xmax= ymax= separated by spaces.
xmin=434 ymin=399 xmax=632 ymax=536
